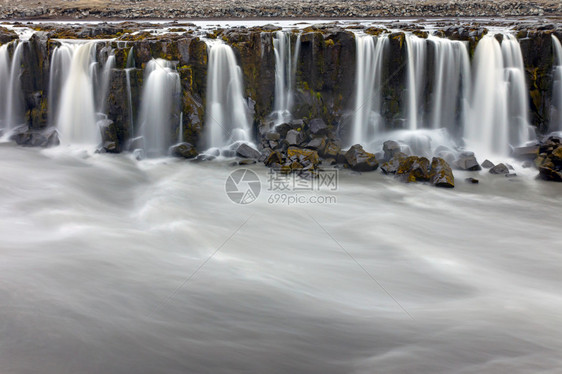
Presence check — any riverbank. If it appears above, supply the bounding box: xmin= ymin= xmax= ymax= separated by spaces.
xmin=1 ymin=0 xmax=561 ymax=20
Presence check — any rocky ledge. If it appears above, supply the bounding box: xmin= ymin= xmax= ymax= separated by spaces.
xmin=0 ymin=0 xmax=561 ymax=20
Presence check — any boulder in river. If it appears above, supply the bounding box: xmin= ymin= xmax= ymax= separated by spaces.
xmin=344 ymin=144 xmax=379 ymax=172
xmin=236 ymin=143 xmax=261 ymax=159
xmin=383 ymin=140 xmax=401 ymax=161
xmin=489 ymin=163 xmax=510 ymax=175
xmin=170 ymin=142 xmax=198 ymax=159
xmin=429 ymin=157 xmax=455 ymax=188
xmin=481 ymin=159 xmax=495 ymax=168
xmin=397 ymin=156 xmax=430 ymax=182
xmin=10 ymin=126 xmax=60 ymax=148
xmin=380 ymin=152 xmax=407 ymax=174
xmin=455 ymin=152 xmax=481 ymax=171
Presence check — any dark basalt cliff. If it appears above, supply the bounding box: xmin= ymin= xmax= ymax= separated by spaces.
xmin=1 ymin=21 xmax=561 ymax=149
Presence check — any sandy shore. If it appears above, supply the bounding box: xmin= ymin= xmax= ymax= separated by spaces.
xmin=1 ymin=0 xmax=561 ymax=20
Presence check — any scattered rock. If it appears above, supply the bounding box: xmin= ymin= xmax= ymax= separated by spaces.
xmin=236 ymin=143 xmax=261 ymax=159
xmin=287 ymin=146 xmax=320 ymax=167
xmin=320 ymin=141 xmax=341 ymax=159
xmin=380 ymin=152 xmax=407 ymax=174
xmin=383 ymin=140 xmax=401 ymax=161
xmin=465 ymin=177 xmax=479 ymax=184
xmin=429 ymin=157 xmax=455 ymax=188
xmin=275 ymin=123 xmax=292 ymax=138
xmin=308 ymin=118 xmax=328 ymax=135
xmin=285 ymin=129 xmax=305 ymax=146
xmin=489 ymin=163 xmax=510 ymax=174
xmin=305 ymin=137 xmax=326 ymax=152
xmin=397 ymin=156 xmax=430 ymax=182
xmin=455 ymin=153 xmax=481 ymax=171
xmin=265 ymin=132 xmax=280 ymax=141
xmin=265 ymin=151 xmax=284 ymax=166
xmin=344 ymin=144 xmax=379 ymax=172
xmin=481 ymin=159 xmax=495 ymax=168
xmin=170 ymin=142 xmax=198 ymax=159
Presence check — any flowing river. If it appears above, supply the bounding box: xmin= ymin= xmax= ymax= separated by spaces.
xmin=1 ymin=142 xmax=561 ymax=373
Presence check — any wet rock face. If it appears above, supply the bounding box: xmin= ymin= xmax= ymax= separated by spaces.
xmin=536 ymin=136 xmax=562 ymax=181
xmin=10 ymin=126 xmax=59 ymax=147
xmin=0 ymin=27 xmax=18 ymax=45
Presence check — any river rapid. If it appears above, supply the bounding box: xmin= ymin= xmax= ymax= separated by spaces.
xmin=1 ymin=143 xmax=561 ymax=373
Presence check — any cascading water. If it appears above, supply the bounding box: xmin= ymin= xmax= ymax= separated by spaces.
xmin=405 ymin=34 xmax=427 ymax=131
xmin=349 ymin=34 xmax=387 ymax=149
xmin=271 ymin=31 xmax=301 ymax=125
xmin=0 ymin=43 xmax=12 ymax=130
xmin=1 ymin=41 xmax=26 ymax=132
xmin=55 ymin=42 xmax=100 ymax=145
xmin=466 ymin=34 xmax=533 ymax=156
xmin=502 ymin=34 xmax=533 ymax=146
xmin=97 ymin=47 xmax=115 ymax=114
xmin=203 ymin=41 xmax=253 ymax=150
xmin=126 ymin=46 xmax=136 ymax=69
xmin=428 ymin=36 xmax=471 ymax=134
xmin=551 ymin=35 xmax=562 ymax=132
xmin=48 ymin=43 xmax=73 ymax=127
xmin=137 ymin=59 xmax=181 ymax=157
xmin=125 ymin=68 xmax=134 ymax=137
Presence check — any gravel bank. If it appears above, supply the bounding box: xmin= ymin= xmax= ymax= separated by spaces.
xmin=1 ymin=0 xmax=561 ymax=20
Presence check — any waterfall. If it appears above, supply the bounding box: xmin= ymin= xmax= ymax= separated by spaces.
xmin=466 ymin=34 xmax=533 ymax=156
xmin=551 ymin=35 xmax=562 ymax=132
xmin=501 ymin=34 xmax=533 ymax=146
xmin=0 ymin=44 xmax=11 ymax=130
xmin=349 ymin=34 xmax=387 ymax=148
xmin=126 ymin=46 xmax=135 ymax=69
xmin=0 ymin=41 xmax=26 ymax=131
xmin=55 ymin=42 xmax=100 ymax=145
xmin=271 ymin=31 xmax=301 ymax=125
xmin=137 ymin=59 xmax=181 ymax=157
xmin=203 ymin=41 xmax=253 ymax=150
xmin=428 ymin=36 xmax=471 ymax=134
xmin=125 ymin=68 xmax=134 ymax=138
xmin=97 ymin=48 xmax=115 ymax=114
xmin=178 ymin=112 xmax=184 ymax=143
xmin=405 ymin=35 xmax=427 ymax=131
xmin=48 ymin=44 xmax=73 ymax=127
